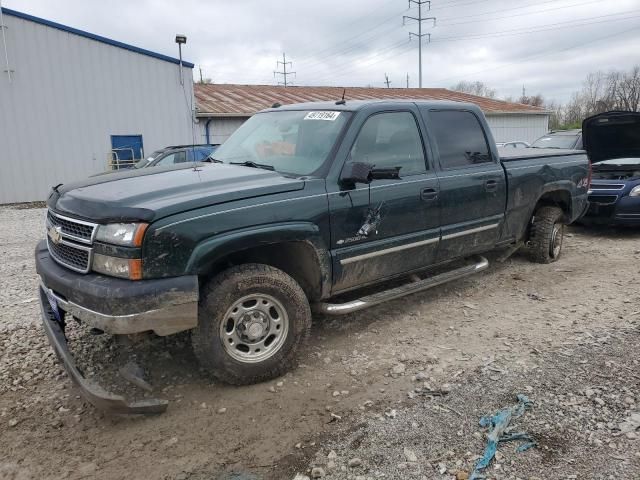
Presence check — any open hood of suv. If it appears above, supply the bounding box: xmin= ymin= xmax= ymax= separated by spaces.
xmin=48 ymin=163 xmax=305 ymax=223
xmin=583 ymin=111 xmax=640 ymax=163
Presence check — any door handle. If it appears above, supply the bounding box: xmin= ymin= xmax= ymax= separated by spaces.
xmin=484 ymin=180 xmax=498 ymax=192
xmin=421 ymin=187 xmax=438 ymax=202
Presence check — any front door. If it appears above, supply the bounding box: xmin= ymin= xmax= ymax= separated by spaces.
xmin=328 ymin=110 xmax=440 ymax=293
xmin=421 ymin=109 xmax=506 ymax=262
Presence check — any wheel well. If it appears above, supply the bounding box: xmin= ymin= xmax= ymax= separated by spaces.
xmin=203 ymin=241 xmax=324 ymax=301
xmin=534 ymin=190 xmax=572 ymax=222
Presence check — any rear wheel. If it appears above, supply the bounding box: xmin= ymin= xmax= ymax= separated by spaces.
xmin=192 ymin=263 xmax=311 ymax=385
xmin=528 ymin=206 xmax=565 ymax=264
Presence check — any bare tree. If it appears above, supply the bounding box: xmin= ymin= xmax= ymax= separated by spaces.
xmin=519 ymin=93 xmax=545 ymax=107
xmin=450 ymin=80 xmax=496 ymax=99
xmin=540 ymin=65 xmax=640 ymax=129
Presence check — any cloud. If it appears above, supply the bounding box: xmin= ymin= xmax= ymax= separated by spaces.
xmin=4 ymin=0 xmax=640 ymax=101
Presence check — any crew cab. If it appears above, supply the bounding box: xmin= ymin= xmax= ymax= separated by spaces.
xmin=36 ymin=100 xmax=589 ymax=413
xmin=581 ymin=111 xmax=640 ymax=226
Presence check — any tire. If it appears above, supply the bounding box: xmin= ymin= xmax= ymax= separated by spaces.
xmin=528 ymin=206 xmax=565 ymax=264
xmin=192 ymin=263 xmax=312 ymax=385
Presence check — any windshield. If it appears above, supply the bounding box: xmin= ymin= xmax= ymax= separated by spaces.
xmin=212 ymin=110 xmax=351 ymax=175
xmin=135 ymin=149 xmax=164 ymax=168
xmin=531 ymin=134 xmax=578 ymax=149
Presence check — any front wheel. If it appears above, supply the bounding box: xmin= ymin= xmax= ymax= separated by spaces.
xmin=528 ymin=206 xmax=565 ymax=264
xmin=192 ymin=263 xmax=312 ymax=385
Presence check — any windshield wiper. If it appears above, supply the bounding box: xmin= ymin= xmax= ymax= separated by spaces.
xmin=230 ymin=160 xmax=275 ymax=171
xmin=205 ymin=157 xmax=224 ymax=163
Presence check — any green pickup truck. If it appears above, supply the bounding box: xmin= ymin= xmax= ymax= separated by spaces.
xmin=36 ymin=100 xmax=590 ymax=413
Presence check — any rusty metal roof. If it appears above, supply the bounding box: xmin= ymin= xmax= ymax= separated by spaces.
xmin=195 ymin=84 xmax=546 ymax=117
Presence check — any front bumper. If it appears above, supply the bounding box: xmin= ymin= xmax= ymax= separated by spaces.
xmin=35 ymin=239 xmax=199 ymax=414
xmin=35 ymin=240 xmax=199 ymax=335
xmin=39 ymin=288 xmax=169 ymax=414
xmin=583 ymin=195 xmax=640 ymax=226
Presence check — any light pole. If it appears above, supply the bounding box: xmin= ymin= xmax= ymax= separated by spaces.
xmin=175 ymin=34 xmax=187 ymax=86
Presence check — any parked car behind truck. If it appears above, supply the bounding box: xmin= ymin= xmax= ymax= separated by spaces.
xmin=581 ymin=111 xmax=640 ymax=226
xmin=36 ymin=100 xmax=590 ymax=413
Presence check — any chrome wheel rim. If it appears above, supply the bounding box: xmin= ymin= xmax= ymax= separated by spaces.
xmin=550 ymin=223 xmax=563 ymax=258
xmin=219 ymin=294 xmax=289 ymax=364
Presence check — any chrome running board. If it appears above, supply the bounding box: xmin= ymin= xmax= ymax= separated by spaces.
xmin=314 ymin=255 xmax=489 ymax=315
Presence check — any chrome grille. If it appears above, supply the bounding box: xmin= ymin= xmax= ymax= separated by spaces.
xmin=47 ymin=237 xmax=91 ymax=273
xmin=589 ymin=183 xmax=625 ymax=191
xmin=47 ymin=210 xmax=96 ymax=243
xmin=46 ymin=210 xmax=97 ymax=273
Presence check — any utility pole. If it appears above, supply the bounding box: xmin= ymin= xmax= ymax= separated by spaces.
xmin=274 ymin=53 xmax=295 ymax=87
xmin=406 ymin=73 xmax=410 ymax=88
xmin=199 ymin=66 xmax=204 ymax=83
xmin=384 ymin=73 xmax=392 ymax=88
xmin=403 ymin=0 xmax=436 ymax=88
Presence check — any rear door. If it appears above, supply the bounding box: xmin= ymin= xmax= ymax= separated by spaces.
xmin=420 ymin=108 xmax=506 ymax=262
xmin=328 ymin=109 xmax=441 ymax=293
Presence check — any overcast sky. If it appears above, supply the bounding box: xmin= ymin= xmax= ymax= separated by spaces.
xmin=4 ymin=0 xmax=640 ymax=102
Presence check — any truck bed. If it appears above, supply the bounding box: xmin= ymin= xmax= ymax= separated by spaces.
xmin=499 ymin=148 xmax=585 ymax=161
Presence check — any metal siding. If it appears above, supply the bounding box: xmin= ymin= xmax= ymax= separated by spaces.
xmin=199 ymin=117 xmax=249 ymax=144
xmin=485 ymin=114 xmax=549 ymax=144
xmin=0 ymin=14 xmax=195 ymax=203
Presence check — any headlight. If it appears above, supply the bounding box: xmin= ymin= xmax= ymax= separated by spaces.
xmin=630 ymin=185 xmax=640 ymax=197
xmin=92 ymin=253 xmax=142 ymax=280
xmin=95 ymin=223 xmax=148 ymax=246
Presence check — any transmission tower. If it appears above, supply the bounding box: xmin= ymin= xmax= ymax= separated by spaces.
xmin=274 ymin=53 xmax=295 ymax=87
xmin=384 ymin=73 xmax=392 ymax=88
xmin=403 ymin=0 xmax=436 ymax=88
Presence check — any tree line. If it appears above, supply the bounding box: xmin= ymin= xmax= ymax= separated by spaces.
xmin=451 ymin=65 xmax=640 ymax=130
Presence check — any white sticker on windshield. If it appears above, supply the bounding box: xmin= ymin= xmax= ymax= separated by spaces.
xmin=304 ymin=111 xmax=341 ymax=121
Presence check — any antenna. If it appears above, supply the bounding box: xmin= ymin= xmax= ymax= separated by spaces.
xmin=336 ymin=88 xmax=346 ymax=105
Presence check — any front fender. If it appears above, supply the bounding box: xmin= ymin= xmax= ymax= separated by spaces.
xmin=186 ymin=222 xmax=332 ymax=298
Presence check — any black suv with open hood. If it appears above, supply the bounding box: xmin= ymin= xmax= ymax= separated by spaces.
xmin=583 ymin=111 xmax=640 ymax=226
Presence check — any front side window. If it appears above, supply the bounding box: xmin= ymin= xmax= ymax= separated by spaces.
xmin=155 ymin=151 xmax=187 ymax=166
xmin=350 ymin=112 xmax=426 ymax=176
xmin=429 ymin=110 xmax=492 ymax=168
xmin=213 ymin=110 xmax=351 ymax=175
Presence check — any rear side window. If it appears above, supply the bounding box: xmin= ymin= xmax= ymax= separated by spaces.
xmin=429 ymin=110 xmax=492 ymax=168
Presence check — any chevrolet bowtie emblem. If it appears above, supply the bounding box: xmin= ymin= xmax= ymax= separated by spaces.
xmin=48 ymin=225 xmax=63 ymax=245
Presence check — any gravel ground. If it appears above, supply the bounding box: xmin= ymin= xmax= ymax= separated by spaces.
xmin=1 ymin=205 xmax=639 ymax=480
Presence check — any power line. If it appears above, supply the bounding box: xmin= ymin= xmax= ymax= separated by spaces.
xmin=438 ymin=0 xmax=601 ymax=27
xmin=274 ymin=52 xmax=295 ymax=87
xmin=403 ymin=0 xmax=436 ymax=88
xmin=304 ymin=12 xmax=640 ymax=86
xmin=431 ymin=23 xmax=640 ymax=85
xmin=430 ymin=10 xmax=640 ymax=43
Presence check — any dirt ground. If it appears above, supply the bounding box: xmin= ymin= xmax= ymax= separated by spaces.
xmin=1 ymin=205 xmax=639 ymax=480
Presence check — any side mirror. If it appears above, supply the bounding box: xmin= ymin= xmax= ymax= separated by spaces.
xmin=340 ymin=162 xmax=401 ymax=187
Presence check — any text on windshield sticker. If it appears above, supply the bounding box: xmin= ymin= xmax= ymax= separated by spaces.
xmin=304 ymin=111 xmax=341 ymax=121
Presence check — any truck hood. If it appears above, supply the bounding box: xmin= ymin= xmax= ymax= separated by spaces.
xmin=583 ymin=111 xmax=640 ymax=163
xmin=48 ymin=163 xmax=305 ymax=223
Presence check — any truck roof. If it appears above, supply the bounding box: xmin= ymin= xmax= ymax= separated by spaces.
xmin=262 ymin=99 xmax=483 ymax=113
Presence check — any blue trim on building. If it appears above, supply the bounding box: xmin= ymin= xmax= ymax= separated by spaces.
xmin=1 ymin=7 xmax=195 ymax=68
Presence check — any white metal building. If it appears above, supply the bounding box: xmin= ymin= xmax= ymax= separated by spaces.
xmin=195 ymin=84 xmax=550 ymax=146
xmin=0 ymin=8 xmax=196 ymax=203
